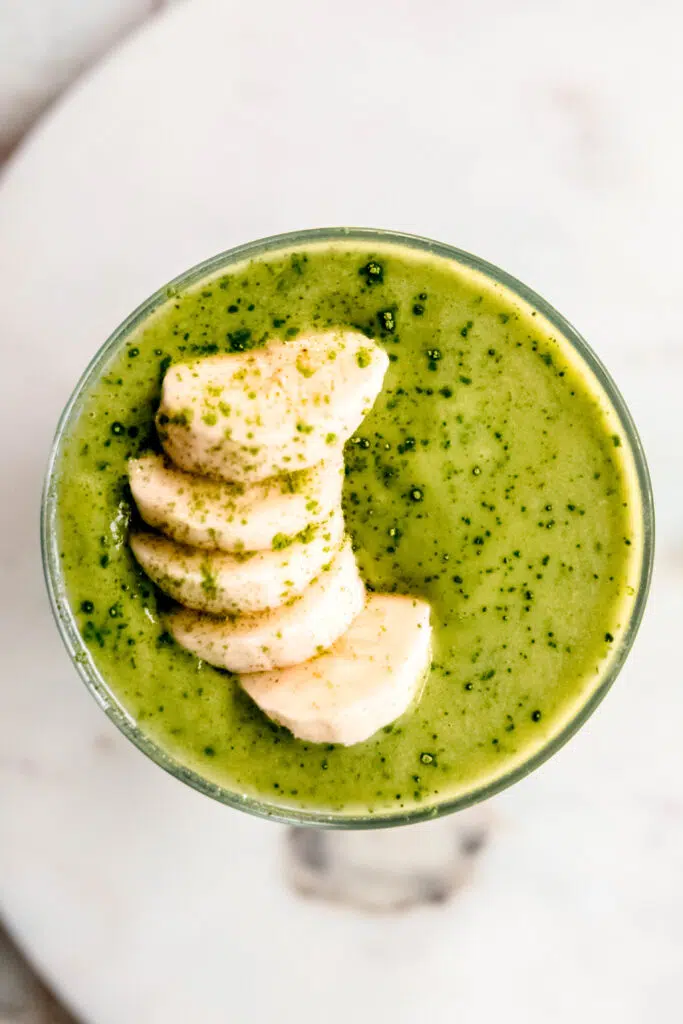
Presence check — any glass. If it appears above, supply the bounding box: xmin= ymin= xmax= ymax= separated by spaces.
xmin=41 ymin=227 xmax=655 ymax=830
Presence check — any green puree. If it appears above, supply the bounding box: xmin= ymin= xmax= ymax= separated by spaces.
xmin=55 ymin=241 xmax=641 ymax=817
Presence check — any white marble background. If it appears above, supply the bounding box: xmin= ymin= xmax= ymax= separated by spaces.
xmin=0 ymin=0 xmax=682 ymax=1021
xmin=0 ymin=0 xmax=174 ymax=158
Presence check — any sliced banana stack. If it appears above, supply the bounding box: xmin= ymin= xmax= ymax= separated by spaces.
xmin=129 ymin=330 xmax=433 ymax=746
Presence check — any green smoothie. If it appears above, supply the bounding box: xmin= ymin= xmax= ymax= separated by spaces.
xmin=51 ymin=236 xmax=643 ymax=819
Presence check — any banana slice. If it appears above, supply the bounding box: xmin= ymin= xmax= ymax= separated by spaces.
xmin=129 ymin=507 xmax=344 ymax=615
xmin=239 ymin=594 xmax=432 ymax=745
xmin=128 ymin=452 xmax=344 ymax=552
xmin=156 ymin=330 xmax=388 ymax=483
xmin=167 ymin=540 xmax=365 ymax=672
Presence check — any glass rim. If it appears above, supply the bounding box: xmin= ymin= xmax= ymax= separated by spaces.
xmin=41 ymin=226 xmax=655 ymax=829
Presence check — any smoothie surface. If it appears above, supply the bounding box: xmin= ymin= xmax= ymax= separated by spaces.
xmin=54 ymin=239 xmax=642 ymax=817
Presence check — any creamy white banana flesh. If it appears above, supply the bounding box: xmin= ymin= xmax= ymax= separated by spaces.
xmin=128 ymin=337 xmax=433 ymax=748
xmin=156 ymin=330 xmax=389 ymax=483
xmin=129 ymin=507 xmax=344 ymax=615
xmin=128 ymin=452 xmax=344 ymax=552
xmin=167 ymin=540 xmax=365 ymax=673
xmin=239 ymin=594 xmax=432 ymax=746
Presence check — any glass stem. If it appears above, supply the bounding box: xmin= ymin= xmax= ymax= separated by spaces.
xmin=284 ymin=805 xmax=492 ymax=911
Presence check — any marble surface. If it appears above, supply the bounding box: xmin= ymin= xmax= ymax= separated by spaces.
xmin=0 ymin=923 xmax=73 ymax=1023
xmin=0 ymin=0 xmax=169 ymax=157
xmin=0 ymin=0 xmax=681 ymax=1021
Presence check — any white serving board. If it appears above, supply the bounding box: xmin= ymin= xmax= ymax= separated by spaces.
xmin=0 ymin=1 xmax=682 ymax=1021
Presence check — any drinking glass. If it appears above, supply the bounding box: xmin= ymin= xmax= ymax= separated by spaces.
xmin=41 ymin=228 xmax=654 ymax=904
